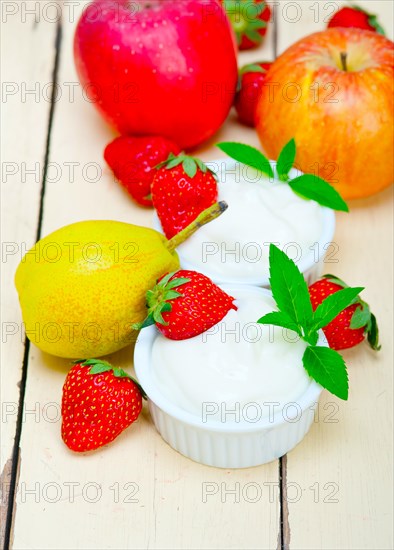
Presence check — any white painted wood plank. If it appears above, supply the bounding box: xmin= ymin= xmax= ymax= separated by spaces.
xmin=0 ymin=1 xmax=57 ymax=479
xmin=11 ymin=3 xmax=279 ymax=549
xmin=276 ymin=1 xmax=394 ymax=548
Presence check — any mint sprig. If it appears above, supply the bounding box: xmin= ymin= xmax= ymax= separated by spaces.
xmin=257 ymin=244 xmax=365 ymax=400
xmin=216 ymin=139 xmax=349 ymax=212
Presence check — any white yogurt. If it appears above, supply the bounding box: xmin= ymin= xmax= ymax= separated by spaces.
xmin=151 ymin=287 xmax=312 ymax=423
xmin=175 ymin=161 xmax=324 ymax=284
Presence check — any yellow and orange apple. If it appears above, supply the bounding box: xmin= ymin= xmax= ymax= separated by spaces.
xmin=256 ymin=28 xmax=394 ymax=199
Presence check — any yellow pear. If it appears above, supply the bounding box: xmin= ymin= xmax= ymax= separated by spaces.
xmin=15 ymin=203 xmax=226 ymax=358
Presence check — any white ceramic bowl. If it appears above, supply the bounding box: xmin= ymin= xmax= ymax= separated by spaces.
xmin=134 ymin=285 xmax=324 ymax=469
xmin=152 ymin=158 xmax=336 ymax=287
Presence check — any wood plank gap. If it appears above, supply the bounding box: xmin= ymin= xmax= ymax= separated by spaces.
xmin=2 ymin=20 xmax=63 ymax=550
xmin=272 ymin=1 xmax=278 ymax=59
xmin=279 ymin=455 xmax=290 ymax=550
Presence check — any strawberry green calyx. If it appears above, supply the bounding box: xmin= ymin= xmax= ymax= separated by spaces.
xmin=76 ymin=358 xmax=147 ymax=399
xmin=223 ymin=0 xmax=268 ymax=45
xmin=352 ymin=4 xmax=386 ymax=34
xmin=237 ymin=62 xmax=268 ymax=92
xmin=217 ymin=139 xmax=349 ymax=212
xmin=133 ymin=272 xmax=191 ymax=330
xmin=323 ymin=274 xmax=381 ymax=350
xmin=239 ymin=63 xmax=268 ymax=76
xmin=156 ymin=152 xmax=218 ymax=180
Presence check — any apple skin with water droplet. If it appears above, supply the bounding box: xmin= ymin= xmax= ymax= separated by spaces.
xmin=74 ymin=0 xmax=238 ymax=149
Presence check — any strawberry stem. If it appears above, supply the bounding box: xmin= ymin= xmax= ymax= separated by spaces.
xmin=165 ymin=201 xmax=228 ymax=253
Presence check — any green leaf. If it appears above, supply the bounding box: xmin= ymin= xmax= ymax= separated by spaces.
xmin=350 ymin=303 xmax=371 ymax=329
xmin=288 ymin=174 xmax=349 ymax=212
xmin=132 ymin=314 xmax=156 ymax=331
xmin=305 ymin=331 xmax=319 ymax=347
xmin=88 ymin=363 xmax=113 ymax=375
xmin=165 ymin=157 xmax=183 ymax=170
xmin=249 ymin=19 xmax=267 ymax=30
xmin=156 ymin=272 xmax=177 ymax=287
xmin=367 ymin=313 xmax=381 ymax=351
xmin=276 ymin=138 xmax=296 ymax=181
xmin=152 ymin=309 xmax=167 ymax=326
xmin=164 ymin=277 xmax=191 ymax=290
xmin=82 ymin=359 xmax=112 ymax=374
xmin=247 ymin=1 xmax=267 ymax=17
xmin=216 ymin=142 xmax=274 ymax=179
xmin=239 ymin=63 xmax=266 ymax=76
xmin=245 ymin=29 xmax=262 ymax=44
xmin=182 ymin=157 xmax=197 ymax=178
xmin=195 ymin=158 xmax=207 ymax=173
xmin=368 ymin=14 xmax=386 ymax=35
xmin=163 ymin=290 xmax=183 ymax=300
xmin=155 ymin=152 xmax=175 ymax=169
xmin=113 ymin=367 xmax=130 ymax=378
xmin=310 ymin=287 xmax=364 ymax=332
xmin=302 ymin=346 xmax=349 ymax=400
xmin=322 ymin=274 xmax=348 ymax=288
xmin=257 ymin=311 xmax=302 ymax=336
xmin=268 ymin=244 xmax=314 ymax=332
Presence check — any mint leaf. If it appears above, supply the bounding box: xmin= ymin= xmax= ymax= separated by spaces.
xmin=276 ymin=138 xmax=296 ymax=181
xmin=302 ymin=346 xmax=349 ymax=400
xmin=216 ymin=142 xmax=274 ymax=179
xmin=310 ymin=287 xmax=364 ymax=332
xmin=257 ymin=311 xmax=302 ymax=336
xmin=288 ymin=174 xmax=349 ymax=212
xmin=268 ymin=244 xmax=314 ymax=333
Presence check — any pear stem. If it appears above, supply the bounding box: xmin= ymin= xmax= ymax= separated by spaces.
xmin=165 ymin=201 xmax=228 ymax=253
xmin=340 ymin=51 xmax=347 ymax=72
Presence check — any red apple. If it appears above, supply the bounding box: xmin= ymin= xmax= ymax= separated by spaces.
xmin=74 ymin=0 xmax=238 ymax=150
xmin=256 ymin=28 xmax=394 ymax=199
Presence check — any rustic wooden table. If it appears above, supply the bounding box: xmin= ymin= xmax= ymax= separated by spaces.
xmin=1 ymin=1 xmax=393 ymax=549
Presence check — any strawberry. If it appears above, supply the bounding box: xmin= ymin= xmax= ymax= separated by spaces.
xmin=221 ymin=0 xmax=271 ymax=50
xmin=151 ymin=153 xmax=218 ymax=239
xmin=234 ymin=62 xmax=271 ymax=126
xmin=104 ymin=136 xmax=181 ymax=207
xmin=134 ymin=270 xmax=237 ymax=340
xmin=309 ymin=275 xmax=380 ymax=351
xmin=327 ymin=5 xmax=385 ymax=34
xmin=61 ymin=359 xmax=145 ymax=452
